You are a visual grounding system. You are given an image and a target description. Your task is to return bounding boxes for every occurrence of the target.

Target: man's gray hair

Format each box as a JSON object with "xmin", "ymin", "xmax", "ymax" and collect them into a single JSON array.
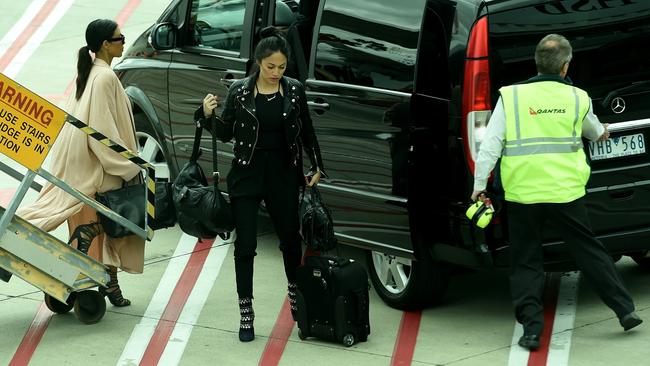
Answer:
[{"xmin": 535, "ymin": 34, "xmax": 573, "ymax": 74}]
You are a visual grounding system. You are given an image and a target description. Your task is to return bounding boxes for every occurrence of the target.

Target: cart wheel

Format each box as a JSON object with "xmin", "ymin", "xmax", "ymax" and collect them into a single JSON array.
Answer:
[
  {"xmin": 342, "ymin": 334, "xmax": 355, "ymax": 347},
  {"xmin": 298, "ymin": 328, "xmax": 307, "ymax": 340},
  {"xmin": 73, "ymin": 290, "xmax": 106, "ymax": 324},
  {"xmin": 44, "ymin": 292, "xmax": 76, "ymax": 314}
]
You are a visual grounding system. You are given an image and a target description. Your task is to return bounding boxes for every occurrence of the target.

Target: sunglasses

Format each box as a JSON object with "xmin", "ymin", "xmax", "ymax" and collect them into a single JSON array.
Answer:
[{"xmin": 107, "ymin": 34, "xmax": 125, "ymax": 44}]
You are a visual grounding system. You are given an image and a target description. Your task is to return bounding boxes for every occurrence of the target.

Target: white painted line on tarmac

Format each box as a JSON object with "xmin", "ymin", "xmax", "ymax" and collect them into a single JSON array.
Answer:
[
  {"xmin": 4, "ymin": 0, "xmax": 74, "ymax": 78},
  {"xmin": 0, "ymin": 0, "xmax": 47, "ymax": 56},
  {"xmin": 508, "ymin": 324, "xmax": 528, "ymax": 366},
  {"xmin": 116, "ymin": 233, "xmax": 196, "ymax": 365},
  {"xmin": 507, "ymin": 272, "xmax": 579, "ymax": 366},
  {"xmin": 158, "ymin": 241, "xmax": 229, "ymax": 365},
  {"xmin": 117, "ymin": 234, "xmax": 231, "ymax": 365},
  {"xmin": 546, "ymin": 271, "xmax": 579, "ymax": 366}
]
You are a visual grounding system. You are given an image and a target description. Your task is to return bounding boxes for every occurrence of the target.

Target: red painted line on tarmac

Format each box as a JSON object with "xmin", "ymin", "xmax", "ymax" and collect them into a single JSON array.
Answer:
[
  {"xmin": 391, "ymin": 310, "xmax": 422, "ymax": 366},
  {"xmin": 0, "ymin": 188, "xmax": 17, "ymax": 206},
  {"xmin": 11, "ymin": 0, "xmax": 140, "ymax": 101},
  {"xmin": 139, "ymin": 239, "xmax": 213, "ymax": 366},
  {"xmin": 48, "ymin": 0, "xmax": 140, "ymax": 104},
  {"xmin": 8, "ymin": 303, "xmax": 53, "ymax": 366},
  {"xmin": 4, "ymin": 188, "xmax": 52, "ymax": 366},
  {"xmin": 527, "ymin": 273, "xmax": 561, "ymax": 366},
  {"xmin": 49, "ymin": 0, "xmax": 141, "ymax": 104},
  {"xmin": 0, "ymin": 0, "xmax": 60, "ymax": 73},
  {"xmin": 259, "ymin": 299, "xmax": 295, "ymax": 366},
  {"xmin": 63, "ymin": 77, "xmax": 76, "ymax": 99},
  {"xmin": 1, "ymin": 0, "xmax": 145, "ymax": 359},
  {"xmin": 115, "ymin": 0, "xmax": 142, "ymax": 26}
]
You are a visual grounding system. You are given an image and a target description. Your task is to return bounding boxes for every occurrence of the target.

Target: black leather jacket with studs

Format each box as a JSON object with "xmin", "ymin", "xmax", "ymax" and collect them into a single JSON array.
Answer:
[{"xmin": 194, "ymin": 72, "xmax": 326, "ymax": 177}]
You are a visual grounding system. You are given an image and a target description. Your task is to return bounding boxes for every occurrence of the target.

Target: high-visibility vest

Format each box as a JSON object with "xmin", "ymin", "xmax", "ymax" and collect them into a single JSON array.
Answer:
[{"xmin": 499, "ymin": 81, "xmax": 591, "ymax": 203}]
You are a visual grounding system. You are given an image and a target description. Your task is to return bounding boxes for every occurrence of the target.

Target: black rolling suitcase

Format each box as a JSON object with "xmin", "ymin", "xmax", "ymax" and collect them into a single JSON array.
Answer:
[{"xmin": 295, "ymin": 255, "xmax": 370, "ymax": 346}]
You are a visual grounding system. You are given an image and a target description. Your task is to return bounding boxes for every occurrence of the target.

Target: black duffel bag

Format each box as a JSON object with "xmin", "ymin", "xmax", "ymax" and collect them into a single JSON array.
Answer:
[{"xmin": 172, "ymin": 118, "xmax": 234, "ymax": 239}]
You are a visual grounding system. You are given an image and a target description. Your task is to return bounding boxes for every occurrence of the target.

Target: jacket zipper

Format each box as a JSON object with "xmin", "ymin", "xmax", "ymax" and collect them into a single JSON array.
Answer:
[{"xmin": 237, "ymin": 97, "xmax": 260, "ymax": 159}]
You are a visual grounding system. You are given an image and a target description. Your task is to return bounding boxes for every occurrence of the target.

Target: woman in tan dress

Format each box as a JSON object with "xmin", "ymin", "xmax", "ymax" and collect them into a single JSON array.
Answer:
[{"xmin": 17, "ymin": 19, "xmax": 143, "ymax": 306}]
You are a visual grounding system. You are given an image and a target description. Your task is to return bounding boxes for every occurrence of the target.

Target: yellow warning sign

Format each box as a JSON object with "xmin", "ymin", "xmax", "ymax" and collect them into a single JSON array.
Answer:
[{"xmin": 0, "ymin": 73, "xmax": 66, "ymax": 171}]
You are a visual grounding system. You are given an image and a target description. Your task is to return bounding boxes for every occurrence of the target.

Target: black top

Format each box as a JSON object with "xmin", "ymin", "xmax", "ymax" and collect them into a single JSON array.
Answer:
[{"xmin": 254, "ymin": 91, "xmax": 286, "ymax": 150}]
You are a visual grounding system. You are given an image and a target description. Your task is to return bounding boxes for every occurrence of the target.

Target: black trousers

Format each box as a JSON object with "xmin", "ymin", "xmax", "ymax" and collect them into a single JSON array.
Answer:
[
  {"xmin": 228, "ymin": 150, "xmax": 302, "ymax": 299},
  {"xmin": 507, "ymin": 198, "xmax": 635, "ymax": 335}
]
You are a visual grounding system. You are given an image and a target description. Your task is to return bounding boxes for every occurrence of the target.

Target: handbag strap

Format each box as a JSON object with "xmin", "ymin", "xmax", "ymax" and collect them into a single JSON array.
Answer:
[
  {"xmin": 211, "ymin": 115, "xmax": 219, "ymax": 188},
  {"xmin": 191, "ymin": 117, "xmax": 220, "ymax": 188},
  {"xmin": 190, "ymin": 123, "xmax": 203, "ymax": 162}
]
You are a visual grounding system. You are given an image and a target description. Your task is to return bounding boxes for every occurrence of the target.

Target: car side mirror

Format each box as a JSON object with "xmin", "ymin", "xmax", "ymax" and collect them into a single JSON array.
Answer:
[{"xmin": 149, "ymin": 22, "xmax": 177, "ymax": 50}]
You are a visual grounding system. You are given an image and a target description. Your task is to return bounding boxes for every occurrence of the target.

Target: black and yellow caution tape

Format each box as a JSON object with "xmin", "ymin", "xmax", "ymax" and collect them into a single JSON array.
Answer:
[{"xmin": 65, "ymin": 115, "xmax": 155, "ymax": 240}]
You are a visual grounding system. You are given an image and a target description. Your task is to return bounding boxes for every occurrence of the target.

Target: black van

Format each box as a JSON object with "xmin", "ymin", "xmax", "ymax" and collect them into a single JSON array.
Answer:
[{"xmin": 114, "ymin": 0, "xmax": 650, "ymax": 309}]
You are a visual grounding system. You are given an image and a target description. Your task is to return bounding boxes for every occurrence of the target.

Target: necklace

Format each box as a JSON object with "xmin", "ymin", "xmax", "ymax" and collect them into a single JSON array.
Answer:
[{"xmin": 255, "ymin": 82, "xmax": 280, "ymax": 101}]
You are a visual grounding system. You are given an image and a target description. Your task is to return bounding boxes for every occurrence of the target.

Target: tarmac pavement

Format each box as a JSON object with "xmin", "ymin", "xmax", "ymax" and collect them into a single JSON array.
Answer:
[{"xmin": 0, "ymin": 1, "xmax": 648, "ymax": 365}]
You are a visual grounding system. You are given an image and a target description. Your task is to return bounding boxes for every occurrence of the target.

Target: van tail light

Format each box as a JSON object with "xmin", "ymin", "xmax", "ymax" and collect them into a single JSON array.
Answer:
[{"xmin": 462, "ymin": 16, "xmax": 491, "ymax": 175}]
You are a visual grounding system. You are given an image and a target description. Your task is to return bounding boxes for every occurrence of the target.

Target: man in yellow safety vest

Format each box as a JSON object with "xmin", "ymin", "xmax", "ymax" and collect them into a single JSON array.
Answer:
[{"xmin": 471, "ymin": 34, "xmax": 642, "ymax": 350}]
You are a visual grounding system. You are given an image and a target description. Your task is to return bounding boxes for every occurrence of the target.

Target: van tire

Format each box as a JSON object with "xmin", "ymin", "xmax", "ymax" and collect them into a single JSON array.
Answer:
[
  {"xmin": 134, "ymin": 113, "xmax": 171, "ymax": 180},
  {"xmin": 366, "ymin": 250, "xmax": 449, "ymax": 310}
]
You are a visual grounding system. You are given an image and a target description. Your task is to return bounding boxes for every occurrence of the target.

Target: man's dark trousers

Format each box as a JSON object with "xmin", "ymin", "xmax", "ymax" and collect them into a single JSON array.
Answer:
[{"xmin": 507, "ymin": 197, "xmax": 635, "ymax": 335}]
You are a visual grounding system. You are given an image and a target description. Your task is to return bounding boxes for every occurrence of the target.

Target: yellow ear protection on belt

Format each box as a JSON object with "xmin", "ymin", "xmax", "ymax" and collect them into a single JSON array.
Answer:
[{"xmin": 466, "ymin": 195, "xmax": 499, "ymax": 229}]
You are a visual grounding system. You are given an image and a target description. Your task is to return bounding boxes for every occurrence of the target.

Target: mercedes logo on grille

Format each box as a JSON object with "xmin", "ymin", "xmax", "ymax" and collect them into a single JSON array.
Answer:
[{"xmin": 611, "ymin": 97, "xmax": 626, "ymax": 114}]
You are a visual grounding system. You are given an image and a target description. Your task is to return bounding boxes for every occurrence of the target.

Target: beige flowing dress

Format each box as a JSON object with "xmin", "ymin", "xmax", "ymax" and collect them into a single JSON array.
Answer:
[{"xmin": 16, "ymin": 59, "xmax": 145, "ymax": 273}]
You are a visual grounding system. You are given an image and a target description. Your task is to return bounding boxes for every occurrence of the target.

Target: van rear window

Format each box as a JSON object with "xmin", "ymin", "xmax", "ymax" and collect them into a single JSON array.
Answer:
[{"xmin": 489, "ymin": 2, "xmax": 650, "ymax": 108}]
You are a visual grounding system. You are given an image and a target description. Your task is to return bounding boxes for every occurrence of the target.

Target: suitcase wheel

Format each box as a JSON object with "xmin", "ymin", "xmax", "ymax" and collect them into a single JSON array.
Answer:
[{"xmin": 342, "ymin": 333, "xmax": 355, "ymax": 347}]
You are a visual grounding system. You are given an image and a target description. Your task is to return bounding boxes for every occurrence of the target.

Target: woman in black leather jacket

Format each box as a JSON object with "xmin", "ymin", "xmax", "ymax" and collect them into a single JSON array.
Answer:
[{"xmin": 196, "ymin": 26, "xmax": 326, "ymax": 342}]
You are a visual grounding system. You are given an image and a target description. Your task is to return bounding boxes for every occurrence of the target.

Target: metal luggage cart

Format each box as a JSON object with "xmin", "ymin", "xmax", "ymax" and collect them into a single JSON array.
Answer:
[{"xmin": 0, "ymin": 73, "xmax": 156, "ymax": 324}]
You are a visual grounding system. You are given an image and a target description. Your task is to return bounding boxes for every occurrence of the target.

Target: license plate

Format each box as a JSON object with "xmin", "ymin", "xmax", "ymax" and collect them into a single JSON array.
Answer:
[{"xmin": 588, "ymin": 133, "xmax": 646, "ymax": 161}]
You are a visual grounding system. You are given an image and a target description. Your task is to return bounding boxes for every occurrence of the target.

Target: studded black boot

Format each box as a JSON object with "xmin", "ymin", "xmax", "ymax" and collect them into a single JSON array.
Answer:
[
  {"xmin": 287, "ymin": 283, "xmax": 298, "ymax": 321},
  {"xmin": 238, "ymin": 297, "xmax": 255, "ymax": 342}
]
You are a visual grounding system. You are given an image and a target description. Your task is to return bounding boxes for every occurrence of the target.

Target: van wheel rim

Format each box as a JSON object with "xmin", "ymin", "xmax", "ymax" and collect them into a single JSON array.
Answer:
[
  {"xmin": 136, "ymin": 131, "xmax": 170, "ymax": 179},
  {"xmin": 371, "ymin": 251, "xmax": 412, "ymax": 294}
]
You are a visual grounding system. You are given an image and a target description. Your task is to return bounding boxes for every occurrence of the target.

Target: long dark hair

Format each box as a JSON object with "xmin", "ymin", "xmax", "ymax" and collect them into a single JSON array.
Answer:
[
  {"xmin": 254, "ymin": 26, "xmax": 290, "ymax": 63},
  {"xmin": 75, "ymin": 19, "xmax": 117, "ymax": 100}
]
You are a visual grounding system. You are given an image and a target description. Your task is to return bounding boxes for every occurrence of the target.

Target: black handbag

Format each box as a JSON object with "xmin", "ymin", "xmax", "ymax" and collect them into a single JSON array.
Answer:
[
  {"xmin": 300, "ymin": 185, "xmax": 337, "ymax": 251},
  {"xmin": 151, "ymin": 180, "xmax": 177, "ymax": 230},
  {"xmin": 172, "ymin": 117, "xmax": 234, "ymax": 239},
  {"xmin": 96, "ymin": 180, "xmax": 176, "ymax": 238}
]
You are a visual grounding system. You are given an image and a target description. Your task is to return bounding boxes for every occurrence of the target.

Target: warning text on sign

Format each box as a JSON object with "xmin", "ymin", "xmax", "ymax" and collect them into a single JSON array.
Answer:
[{"xmin": 0, "ymin": 73, "xmax": 65, "ymax": 171}]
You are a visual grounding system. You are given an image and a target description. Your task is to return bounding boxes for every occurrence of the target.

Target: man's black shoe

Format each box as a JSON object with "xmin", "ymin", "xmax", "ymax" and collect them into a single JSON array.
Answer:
[
  {"xmin": 518, "ymin": 334, "xmax": 540, "ymax": 350},
  {"xmin": 620, "ymin": 312, "xmax": 643, "ymax": 331}
]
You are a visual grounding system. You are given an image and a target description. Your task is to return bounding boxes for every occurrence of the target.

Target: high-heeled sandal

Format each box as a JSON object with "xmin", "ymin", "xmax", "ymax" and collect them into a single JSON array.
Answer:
[
  {"xmin": 68, "ymin": 222, "xmax": 103, "ymax": 255},
  {"xmin": 99, "ymin": 266, "xmax": 131, "ymax": 307}
]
